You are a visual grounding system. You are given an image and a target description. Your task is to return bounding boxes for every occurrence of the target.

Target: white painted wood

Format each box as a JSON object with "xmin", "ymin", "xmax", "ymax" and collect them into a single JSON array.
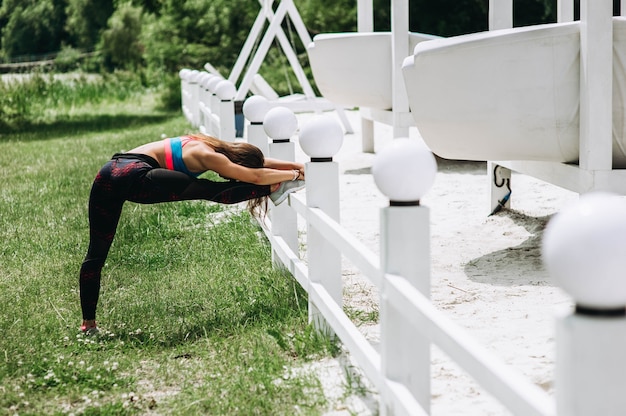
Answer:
[
  {"xmin": 225, "ymin": 0, "xmax": 353, "ymax": 133},
  {"xmin": 263, "ymin": 196, "xmax": 425, "ymax": 415},
  {"xmin": 361, "ymin": 113, "xmax": 375, "ymax": 153},
  {"xmin": 357, "ymin": 0, "xmax": 374, "ymax": 32},
  {"xmin": 402, "ymin": 23, "xmax": 582, "ymax": 163},
  {"xmin": 235, "ymin": 0, "xmax": 290, "ymax": 102},
  {"xmin": 246, "ymin": 123, "xmax": 269, "ymax": 156},
  {"xmin": 579, "ymin": 0, "xmax": 613, "ymax": 171},
  {"xmin": 198, "ymin": 83, "xmax": 211, "ymax": 132},
  {"xmin": 381, "ymin": 206, "xmax": 431, "ymax": 413},
  {"xmin": 386, "ymin": 274, "xmax": 556, "ymax": 416},
  {"xmin": 269, "ymin": 140, "xmax": 298, "ymax": 259},
  {"xmin": 257, "ymin": 0, "xmax": 315, "ymax": 98},
  {"xmin": 304, "ymin": 205, "xmax": 381, "ymax": 287},
  {"xmin": 306, "ymin": 161, "xmax": 342, "ymax": 332},
  {"xmin": 557, "ymin": 0, "xmax": 574, "ymax": 22},
  {"xmin": 218, "ymin": 100, "xmax": 235, "ymax": 141},
  {"xmin": 308, "ymin": 2, "xmax": 438, "ymax": 149},
  {"xmin": 209, "ymin": 91, "xmax": 220, "ymax": 134},
  {"xmin": 260, "ymin": 165, "xmax": 558, "ymax": 414},
  {"xmin": 233, "ymin": 0, "xmax": 316, "ymax": 101},
  {"xmin": 391, "ymin": 0, "xmax": 410, "ymax": 138},
  {"xmin": 188, "ymin": 80, "xmax": 201, "ymax": 128},
  {"xmin": 556, "ymin": 312, "xmax": 626, "ymax": 415},
  {"xmin": 495, "ymin": 159, "xmax": 626, "ymax": 194},
  {"xmin": 309, "ymin": 32, "xmax": 438, "ymax": 111},
  {"xmin": 489, "ymin": 0, "xmax": 513, "ymax": 30}
]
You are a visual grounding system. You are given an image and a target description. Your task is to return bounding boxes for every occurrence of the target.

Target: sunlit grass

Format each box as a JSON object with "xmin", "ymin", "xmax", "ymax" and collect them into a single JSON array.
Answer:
[{"xmin": 0, "ymin": 76, "xmax": 338, "ymax": 415}]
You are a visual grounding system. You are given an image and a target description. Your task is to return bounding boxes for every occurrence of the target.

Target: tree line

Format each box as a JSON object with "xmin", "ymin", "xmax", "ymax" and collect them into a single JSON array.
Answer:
[
  {"xmin": 1, "ymin": 1, "xmax": 573, "ymax": 68},
  {"xmin": 2, "ymin": 0, "xmax": 604, "ymax": 102}
]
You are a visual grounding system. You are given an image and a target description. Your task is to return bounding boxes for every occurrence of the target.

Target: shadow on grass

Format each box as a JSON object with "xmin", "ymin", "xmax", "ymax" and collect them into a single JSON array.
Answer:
[{"xmin": 0, "ymin": 112, "xmax": 178, "ymax": 142}]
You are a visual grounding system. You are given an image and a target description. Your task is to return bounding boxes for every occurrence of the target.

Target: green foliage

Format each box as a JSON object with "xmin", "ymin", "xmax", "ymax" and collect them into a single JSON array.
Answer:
[
  {"xmin": 297, "ymin": 0, "xmax": 357, "ymax": 35},
  {"xmin": 0, "ymin": 72, "xmax": 146, "ymax": 132},
  {"xmin": 515, "ymin": 0, "xmax": 557, "ymax": 26},
  {"xmin": 0, "ymin": 0, "xmax": 581, "ymax": 128},
  {"xmin": 0, "ymin": 0, "xmax": 572, "ymax": 88},
  {"xmin": 65, "ymin": 0, "xmax": 115, "ymax": 49},
  {"xmin": 99, "ymin": 2, "xmax": 144, "ymax": 70},
  {"xmin": 141, "ymin": 0, "xmax": 258, "ymax": 76},
  {"xmin": 53, "ymin": 46, "xmax": 83, "ymax": 72},
  {"xmin": 407, "ymin": 0, "xmax": 490, "ymax": 36},
  {"xmin": 0, "ymin": 0, "xmax": 67, "ymax": 58}
]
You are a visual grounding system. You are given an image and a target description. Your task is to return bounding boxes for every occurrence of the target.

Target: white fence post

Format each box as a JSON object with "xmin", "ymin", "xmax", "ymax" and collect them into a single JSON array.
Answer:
[
  {"xmin": 487, "ymin": 0, "xmax": 513, "ymax": 215},
  {"xmin": 187, "ymin": 70, "xmax": 201, "ymax": 128},
  {"xmin": 579, "ymin": 0, "xmax": 613, "ymax": 171},
  {"xmin": 243, "ymin": 95, "xmax": 270, "ymax": 156},
  {"xmin": 214, "ymin": 79, "xmax": 237, "ymax": 142},
  {"xmin": 489, "ymin": 0, "xmax": 513, "ymax": 30},
  {"xmin": 299, "ymin": 115, "xmax": 344, "ymax": 334},
  {"xmin": 206, "ymin": 76, "xmax": 223, "ymax": 135},
  {"xmin": 179, "ymin": 68, "xmax": 192, "ymax": 124},
  {"xmin": 198, "ymin": 72, "xmax": 214, "ymax": 134},
  {"xmin": 543, "ymin": 193, "xmax": 626, "ymax": 415},
  {"xmin": 372, "ymin": 138, "xmax": 437, "ymax": 414},
  {"xmin": 264, "ymin": 107, "xmax": 299, "ymax": 258}
]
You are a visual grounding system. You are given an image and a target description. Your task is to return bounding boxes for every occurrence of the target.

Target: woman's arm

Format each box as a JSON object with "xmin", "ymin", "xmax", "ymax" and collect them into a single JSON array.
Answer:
[
  {"xmin": 264, "ymin": 157, "xmax": 304, "ymax": 172},
  {"xmin": 201, "ymin": 151, "xmax": 303, "ymax": 185}
]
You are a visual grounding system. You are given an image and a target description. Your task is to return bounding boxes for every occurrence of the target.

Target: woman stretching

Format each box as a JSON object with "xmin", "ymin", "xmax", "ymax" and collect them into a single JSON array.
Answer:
[{"xmin": 79, "ymin": 133, "xmax": 305, "ymax": 335}]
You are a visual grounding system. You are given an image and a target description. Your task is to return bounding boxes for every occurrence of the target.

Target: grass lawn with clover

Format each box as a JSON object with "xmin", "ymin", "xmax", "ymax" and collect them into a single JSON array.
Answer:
[{"xmin": 0, "ymin": 73, "xmax": 338, "ymax": 415}]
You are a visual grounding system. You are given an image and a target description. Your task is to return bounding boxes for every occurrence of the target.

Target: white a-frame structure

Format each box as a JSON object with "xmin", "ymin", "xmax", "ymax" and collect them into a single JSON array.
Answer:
[{"xmin": 205, "ymin": 0, "xmax": 352, "ymax": 131}]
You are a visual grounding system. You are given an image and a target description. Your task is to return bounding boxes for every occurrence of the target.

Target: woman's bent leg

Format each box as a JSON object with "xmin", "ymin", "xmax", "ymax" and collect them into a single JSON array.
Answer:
[
  {"xmin": 79, "ymin": 159, "xmax": 133, "ymax": 322},
  {"xmin": 79, "ymin": 162, "xmax": 272, "ymax": 323}
]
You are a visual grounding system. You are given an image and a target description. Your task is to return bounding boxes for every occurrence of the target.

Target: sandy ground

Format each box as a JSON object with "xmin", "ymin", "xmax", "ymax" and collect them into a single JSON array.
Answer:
[{"xmin": 286, "ymin": 109, "xmax": 579, "ymax": 415}]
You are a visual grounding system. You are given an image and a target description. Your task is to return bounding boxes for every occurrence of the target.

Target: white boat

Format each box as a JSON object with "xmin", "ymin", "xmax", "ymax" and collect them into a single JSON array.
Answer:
[
  {"xmin": 401, "ymin": 18, "xmax": 626, "ymax": 167},
  {"xmin": 308, "ymin": 32, "xmax": 439, "ymax": 111}
]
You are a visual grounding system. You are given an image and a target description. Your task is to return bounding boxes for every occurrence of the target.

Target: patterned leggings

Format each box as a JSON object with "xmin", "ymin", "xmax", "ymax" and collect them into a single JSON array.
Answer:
[{"xmin": 79, "ymin": 153, "xmax": 271, "ymax": 320}]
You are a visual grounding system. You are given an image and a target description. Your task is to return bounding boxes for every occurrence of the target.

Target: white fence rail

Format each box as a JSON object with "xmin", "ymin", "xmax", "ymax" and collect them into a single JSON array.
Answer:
[
  {"xmin": 179, "ymin": 62, "xmax": 626, "ymax": 413},
  {"xmin": 240, "ymin": 101, "xmax": 626, "ymax": 415},
  {"xmin": 179, "ymin": 68, "xmax": 237, "ymax": 141},
  {"xmin": 245, "ymin": 103, "xmax": 553, "ymax": 415}
]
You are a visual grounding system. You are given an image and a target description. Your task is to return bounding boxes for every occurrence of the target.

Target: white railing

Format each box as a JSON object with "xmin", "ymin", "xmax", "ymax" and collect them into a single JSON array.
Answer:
[
  {"xmin": 241, "ymin": 99, "xmax": 626, "ymax": 416},
  {"xmin": 179, "ymin": 68, "xmax": 237, "ymax": 141}
]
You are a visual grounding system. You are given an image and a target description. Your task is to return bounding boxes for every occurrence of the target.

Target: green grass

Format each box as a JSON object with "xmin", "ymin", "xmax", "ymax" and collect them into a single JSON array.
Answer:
[{"xmin": 0, "ymin": 75, "xmax": 338, "ymax": 415}]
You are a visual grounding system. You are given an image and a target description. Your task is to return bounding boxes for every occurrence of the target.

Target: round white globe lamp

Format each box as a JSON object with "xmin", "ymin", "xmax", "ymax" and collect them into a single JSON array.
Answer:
[
  {"xmin": 243, "ymin": 96, "xmax": 270, "ymax": 123},
  {"xmin": 201, "ymin": 73, "xmax": 215, "ymax": 89},
  {"xmin": 196, "ymin": 72, "xmax": 208, "ymax": 85},
  {"xmin": 263, "ymin": 106, "xmax": 298, "ymax": 141},
  {"xmin": 215, "ymin": 80, "xmax": 237, "ymax": 101},
  {"xmin": 299, "ymin": 116, "xmax": 344, "ymax": 159},
  {"xmin": 179, "ymin": 68, "xmax": 191, "ymax": 79},
  {"xmin": 372, "ymin": 138, "xmax": 437, "ymax": 204},
  {"xmin": 542, "ymin": 192, "xmax": 626, "ymax": 312},
  {"xmin": 188, "ymin": 69, "xmax": 200, "ymax": 83},
  {"xmin": 207, "ymin": 76, "xmax": 223, "ymax": 93}
]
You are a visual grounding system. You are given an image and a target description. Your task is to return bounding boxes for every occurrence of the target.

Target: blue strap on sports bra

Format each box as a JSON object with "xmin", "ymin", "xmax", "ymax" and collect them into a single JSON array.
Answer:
[{"xmin": 169, "ymin": 137, "xmax": 202, "ymax": 178}]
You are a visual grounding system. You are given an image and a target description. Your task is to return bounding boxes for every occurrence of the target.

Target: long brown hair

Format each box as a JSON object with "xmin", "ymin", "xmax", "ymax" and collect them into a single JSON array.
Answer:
[{"xmin": 187, "ymin": 133, "xmax": 268, "ymax": 218}]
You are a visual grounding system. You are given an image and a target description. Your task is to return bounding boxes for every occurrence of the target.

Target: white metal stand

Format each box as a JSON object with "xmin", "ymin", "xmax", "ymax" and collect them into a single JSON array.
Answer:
[
  {"xmin": 358, "ymin": 0, "xmax": 413, "ymax": 152},
  {"xmin": 224, "ymin": 0, "xmax": 353, "ymax": 132}
]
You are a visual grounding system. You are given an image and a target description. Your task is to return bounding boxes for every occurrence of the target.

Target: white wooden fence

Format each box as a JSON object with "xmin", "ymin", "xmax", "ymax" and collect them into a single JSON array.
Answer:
[
  {"xmin": 241, "ymin": 102, "xmax": 626, "ymax": 416},
  {"xmin": 177, "ymin": 72, "xmax": 626, "ymax": 411},
  {"xmin": 179, "ymin": 68, "xmax": 237, "ymax": 141}
]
